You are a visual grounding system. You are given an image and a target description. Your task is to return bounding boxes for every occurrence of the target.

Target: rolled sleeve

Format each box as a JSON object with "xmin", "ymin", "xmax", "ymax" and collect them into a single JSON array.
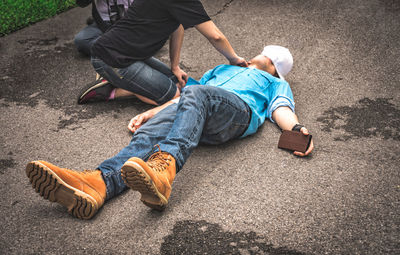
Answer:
[{"xmin": 267, "ymin": 96, "xmax": 295, "ymax": 123}]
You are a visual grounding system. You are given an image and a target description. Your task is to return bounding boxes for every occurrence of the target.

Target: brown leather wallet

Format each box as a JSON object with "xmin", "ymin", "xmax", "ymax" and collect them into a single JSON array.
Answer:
[{"xmin": 278, "ymin": 130, "xmax": 312, "ymax": 153}]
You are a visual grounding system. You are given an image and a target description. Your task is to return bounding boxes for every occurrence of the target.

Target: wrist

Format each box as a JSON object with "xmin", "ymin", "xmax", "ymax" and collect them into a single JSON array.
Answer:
[
  {"xmin": 292, "ymin": 124, "xmax": 305, "ymax": 132},
  {"xmin": 171, "ymin": 65, "xmax": 180, "ymax": 72},
  {"xmin": 227, "ymin": 54, "xmax": 239, "ymax": 63}
]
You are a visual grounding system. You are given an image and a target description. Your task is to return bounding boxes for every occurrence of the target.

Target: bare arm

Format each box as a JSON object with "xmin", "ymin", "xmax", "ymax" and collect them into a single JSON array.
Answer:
[
  {"xmin": 169, "ymin": 25, "xmax": 188, "ymax": 89},
  {"xmin": 272, "ymin": 106, "xmax": 314, "ymax": 156},
  {"xmin": 195, "ymin": 21, "xmax": 248, "ymax": 67},
  {"xmin": 127, "ymin": 98, "xmax": 179, "ymax": 133}
]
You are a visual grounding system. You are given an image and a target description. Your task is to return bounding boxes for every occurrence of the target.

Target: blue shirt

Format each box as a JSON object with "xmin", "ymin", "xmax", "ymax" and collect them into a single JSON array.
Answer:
[{"xmin": 186, "ymin": 65, "xmax": 295, "ymax": 137}]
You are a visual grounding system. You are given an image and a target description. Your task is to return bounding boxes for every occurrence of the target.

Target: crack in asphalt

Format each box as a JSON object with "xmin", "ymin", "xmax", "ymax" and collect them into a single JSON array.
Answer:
[{"xmin": 210, "ymin": 0, "xmax": 235, "ymax": 17}]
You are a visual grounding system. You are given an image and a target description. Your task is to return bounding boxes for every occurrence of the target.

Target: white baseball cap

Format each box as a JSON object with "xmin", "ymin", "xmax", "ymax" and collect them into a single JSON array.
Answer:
[{"xmin": 261, "ymin": 45, "xmax": 293, "ymax": 80}]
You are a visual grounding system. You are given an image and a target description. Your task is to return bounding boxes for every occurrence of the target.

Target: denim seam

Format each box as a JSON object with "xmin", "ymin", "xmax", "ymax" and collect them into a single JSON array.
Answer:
[
  {"xmin": 119, "ymin": 61, "xmax": 145, "ymax": 80},
  {"xmin": 96, "ymin": 58, "xmax": 154, "ymax": 98},
  {"xmin": 209, "ymin": 95, "xmax": 249, "ymax": 114},
  {"xmin": 99, "ymin": 171, "xmax": 114, "ymax": 200},
  {"xmin": 157, "ymin": 80, "xmax": 176, "ymax": 104},
  {"xmin": 172, "ymin": 99, "xmax": 205, "ymax": 169},
  {"xmin": 121, "ymin": 75, "xmax": 159, "ymax": 99},
  {"xmin": 93, "ymin": 64, "xmax": 104, "ymax": 74}
]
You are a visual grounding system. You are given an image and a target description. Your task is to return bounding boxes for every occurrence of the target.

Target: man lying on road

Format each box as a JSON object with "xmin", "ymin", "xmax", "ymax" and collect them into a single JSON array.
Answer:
[{"xmin": 26, "ymin": 45, "xmax": 314, "ymax": 219}]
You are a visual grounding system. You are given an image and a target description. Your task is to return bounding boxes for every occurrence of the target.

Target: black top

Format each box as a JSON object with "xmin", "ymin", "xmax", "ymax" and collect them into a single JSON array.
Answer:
[{"xmin": 91, "ymin": 0, "xmax": 211, "ymax": 68}]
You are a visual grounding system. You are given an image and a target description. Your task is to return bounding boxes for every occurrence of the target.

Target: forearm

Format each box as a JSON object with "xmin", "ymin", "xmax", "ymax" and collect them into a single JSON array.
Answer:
[
  {"xmin": 128, "ymin": 99, "xmax": 178, "ymax": 133},
  {"xmin": 195, "ymin": 21, "xmax": 238, "ymax": 62},
  {"xmin": 169, "ymin": 25, "xmax": 184, "ymax": 70},
  {"xmin": 273, "ymin": 106, "xmax": 314, "ymax": 156},
  {"xmin": 209, "ymin": 34, "xmax": 238, "ymax": 63},
  {"xmin": 272, "ymin": 106, "xmax": 299, "ymax": 131}
]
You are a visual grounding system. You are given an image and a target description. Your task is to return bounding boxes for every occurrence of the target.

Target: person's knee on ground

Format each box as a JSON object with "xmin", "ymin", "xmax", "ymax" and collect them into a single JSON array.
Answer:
[
  {"xmin": 74, "ymin": 23, "xmax": 103, "ymax": 56},
  {"xmin": 74, "ymin": 30, "xmax": 93, "ymax": 56}
]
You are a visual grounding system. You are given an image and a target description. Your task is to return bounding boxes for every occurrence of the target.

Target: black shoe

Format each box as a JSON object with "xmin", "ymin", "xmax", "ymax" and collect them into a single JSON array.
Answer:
[{"xmin": 77, "ymin": 77, "xmax": 114, "ymax": 104}]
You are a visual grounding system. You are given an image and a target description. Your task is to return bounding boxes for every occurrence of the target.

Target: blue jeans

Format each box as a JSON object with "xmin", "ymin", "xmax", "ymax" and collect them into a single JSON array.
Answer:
[
  {"xmin": 91, "ymin": 56, "xmax": 178, "ymax": 105},
  {"xmin": 74, "ymin": 23, "xmax": 104, "ymax": 56},
  {"xmin": 98, "ymin": 85, "xmax": 251, "ymax": 200}
]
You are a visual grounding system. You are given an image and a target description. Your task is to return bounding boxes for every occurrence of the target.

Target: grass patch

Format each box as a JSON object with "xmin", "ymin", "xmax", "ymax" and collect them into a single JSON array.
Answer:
[{"xmin": 0, "ymin": 0, "xmax": 76, "ymax": 36}]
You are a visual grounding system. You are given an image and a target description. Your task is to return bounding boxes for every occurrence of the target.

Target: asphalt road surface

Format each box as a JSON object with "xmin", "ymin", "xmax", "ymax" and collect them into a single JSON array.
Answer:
[{"xmin": 1, "ymin": 0, "xmax": 399, "ymax": 254}]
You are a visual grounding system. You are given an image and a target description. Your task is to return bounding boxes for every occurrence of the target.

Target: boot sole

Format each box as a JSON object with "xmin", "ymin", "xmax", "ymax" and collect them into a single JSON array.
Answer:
[
  {"xmin": 121, "ymin": 161, "xmax": 168, "ymax": 211},
  {"xmin": 26, "ymin": 161, "xmax": 98, "ymax": 220},
  {"xmin": 77, "ymin": 79, "xmax": 109, "ymax": 104}
]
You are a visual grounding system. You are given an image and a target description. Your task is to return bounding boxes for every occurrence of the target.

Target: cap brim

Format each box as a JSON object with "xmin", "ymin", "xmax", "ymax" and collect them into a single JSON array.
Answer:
[
  {"xmin": 268, "ymin": 58, "xmax": 285, "ymax": 80},
  {"xmin": 275, "ymin": 66, "xmax": 285, "ymax": 80}
]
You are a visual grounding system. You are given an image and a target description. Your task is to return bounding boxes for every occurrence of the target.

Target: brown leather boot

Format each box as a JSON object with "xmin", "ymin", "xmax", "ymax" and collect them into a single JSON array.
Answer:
[
  {"xmin": 121, "ymin": 150, "xmax": 176, "ymax": 211},
  {"xmin": 26, "ymin": 161, "xmax": 106, "ymax": 220}
]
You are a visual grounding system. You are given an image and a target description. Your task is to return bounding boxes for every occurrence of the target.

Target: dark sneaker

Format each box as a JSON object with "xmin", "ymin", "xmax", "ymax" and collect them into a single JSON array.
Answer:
[{"xmin": 77, "ymin": 77, "xmax": 114, "ymax": 104}]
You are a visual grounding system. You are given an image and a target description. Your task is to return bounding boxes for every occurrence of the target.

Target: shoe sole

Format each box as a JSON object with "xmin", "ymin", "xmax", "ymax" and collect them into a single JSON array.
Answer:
[
  {"xmin": 77, "ymin": 79, "xmax": 109, "ymax": 104},
  {"xmin": 121, "ymin": 161, "xmax": 168, "ymax": 211},
  {"xmin": 26, "ymin": 161, "xmax": 98, "ymax": 220}
]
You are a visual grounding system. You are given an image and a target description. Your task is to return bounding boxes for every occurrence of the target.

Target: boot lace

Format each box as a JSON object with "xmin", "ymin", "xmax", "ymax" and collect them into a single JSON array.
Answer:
[
  {"xmin": 82, "ymin": 169, "xmax": 97, "ymax": 175},
  {"xmin": 147, "ymin": 145, "xmax": 172, "ymax": 172}
]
